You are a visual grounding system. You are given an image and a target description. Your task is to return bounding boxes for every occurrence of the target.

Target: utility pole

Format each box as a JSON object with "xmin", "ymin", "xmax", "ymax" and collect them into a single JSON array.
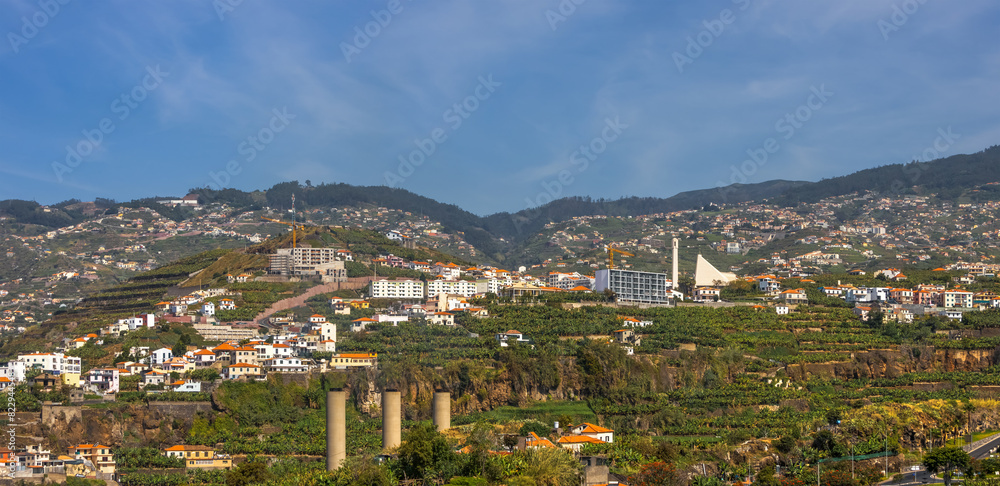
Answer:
[{"xmin": 884, "ymin": 429, "xmax": 889, "ymax": 479}]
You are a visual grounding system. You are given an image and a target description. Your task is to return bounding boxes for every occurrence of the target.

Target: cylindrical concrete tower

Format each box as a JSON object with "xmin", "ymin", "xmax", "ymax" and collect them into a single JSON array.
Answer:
[
  {"xmin": 382, "ymin": 390, "xmax": 401, "ymax": 450},
  {"xmin": 327, "ymin": 390, "xmax": 346, "ymax": 470},
  {"xmin": 672, "ymin": 238, "xmax": 679, "ymax": 291},
  {"xmin": 433, "ymin": 392, "xmax": 451, "ymax": 432}
]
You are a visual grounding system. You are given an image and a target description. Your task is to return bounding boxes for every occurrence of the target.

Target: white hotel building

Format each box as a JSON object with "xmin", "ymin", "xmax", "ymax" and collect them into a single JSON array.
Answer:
[
  {"xmin": 17, "ymin": 352, "xmax": 83, "ymax": 377},
  {"xmin": 427, "ymin": 279, "xmax": 477, "ymax": 297},
  {"xmin": 370, "ymin": 279, "xmax": 425, "ymax": 300}
]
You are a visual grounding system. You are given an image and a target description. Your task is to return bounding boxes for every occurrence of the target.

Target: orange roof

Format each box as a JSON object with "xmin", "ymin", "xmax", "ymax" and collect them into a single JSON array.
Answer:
[
  {"xmin": 164, "ymin": 445, "xmax": 213, "ymax": 452},
  {"xmin": 570, "ymin": 286, "xmax": 591, "ymax": 291},
  {"xmin": 213, "ymin": 343, "xmax": 236, "ymax": 352},
  {"xmin": 311, "ymin": 314, "xmax": 325, "ymax": 318},
  {"xmin": 194, "ymin": 349, "xmax": 215, "ymax": 355},
  {"xmin": 557, "ymin": 435, "xmax": 606, "ymax": 444},
  {"xmin": 227, "ymin": 363, "xmax": 260, "ymax": 368},
  {"xmin": 353, "ymin": 317, "xmax": 377, "ymax": 322},
  {"xmin": 72, "ymin": 444, "xmax": 110, "ymax": 450},
  {"xmin": 576, "ymin": 423, "xmax": 613, "ymax": 434},
  {"xmin": 526, "ymin": 432, "xmax": 556, "ymax": 448},
  {"xmin": 335, "ymin": 353, "xmax": 377, "ymax": 359}
]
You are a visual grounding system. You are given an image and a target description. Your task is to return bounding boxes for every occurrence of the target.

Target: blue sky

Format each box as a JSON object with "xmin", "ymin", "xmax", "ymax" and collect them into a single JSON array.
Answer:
[{"xmin": 1, "ymin": 0, "xmax": 998, "ymax": 215}]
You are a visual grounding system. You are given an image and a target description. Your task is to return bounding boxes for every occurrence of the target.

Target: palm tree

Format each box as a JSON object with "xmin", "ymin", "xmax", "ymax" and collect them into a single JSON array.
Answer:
[
  {"xmin": 962, "ymin": 401, "xmax": 976, "ymax": 444},
  {"xmin": 510, "ymin": 448, "xmax": 582, "ymax": 486}
]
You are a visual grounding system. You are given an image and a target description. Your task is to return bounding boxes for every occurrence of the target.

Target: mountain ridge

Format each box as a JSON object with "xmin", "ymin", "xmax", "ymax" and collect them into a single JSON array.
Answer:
[{"xmin": 2, "ymin": 145, "xmax": 999, "ymax": 254}]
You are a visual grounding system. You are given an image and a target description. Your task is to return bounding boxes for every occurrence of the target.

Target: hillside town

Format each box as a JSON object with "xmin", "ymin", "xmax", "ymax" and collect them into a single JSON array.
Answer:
[{"xmin": 2, "ymin": 187, "xmax": 1000, "ymax": 483}]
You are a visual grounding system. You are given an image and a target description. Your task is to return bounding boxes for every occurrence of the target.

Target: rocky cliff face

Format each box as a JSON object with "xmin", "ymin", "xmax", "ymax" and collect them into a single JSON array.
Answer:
[
  {"xmin": 780, "ymin": 347, "xmax": 999, "ymax": 382},
  {"xmin": 18, "ymin": 402, "xmax": 212, "ymax": 452}
]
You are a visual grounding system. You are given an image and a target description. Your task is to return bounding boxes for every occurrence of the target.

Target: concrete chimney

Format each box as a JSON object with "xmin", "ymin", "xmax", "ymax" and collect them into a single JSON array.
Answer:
[
  {"xmin": 672, "ymin": 238, "xmax": 679, "ymax": 290},
  {"xmin": 383, "ymin": 390, "xmax": 401, "ymax": 450},
  {"xmin": 327, "ymin": 390, "xmax": 346, "ymax": 470},
  {"xmin": 433, "ymin": 392, "xmax": 451, "ymax": 432}
]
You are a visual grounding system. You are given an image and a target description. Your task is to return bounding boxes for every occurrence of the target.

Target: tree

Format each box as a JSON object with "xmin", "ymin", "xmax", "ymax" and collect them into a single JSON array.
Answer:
[
  {"xmin": 510, "ymin": 448, "xmax": 582, "ymax": 486},
  {"xmin": 462, "ymin": 422, "xmax": 501, "ymax": 481},
  {"xmin": 923, "ymin": 446, "xmax": 971, "ymax": 486},
  {"xmin": 753, "ymin": 465, "xmax": 781, "ymax": 486},
  {"xmin": 328, "ymin": 455, "xmax": 397, "ymax": 486},
  {"xmin": 811, "ymin": 430, "xmax": 838, "ymax": 457},
  {"xmin": 171, "ymin": 340, "xmax": 187, "ymax": 357},
  {"xmin": 225, "ymin": 461, "xmax": 272, "ymax": 486},
  {"xmin": 628, "ymin": 461, "xmax": 682, "ymax": 486},
  {"xmin": 397, "ymin": 422, "xmax": 457, "ymax": 482},
  {"xmin": 519, "ymin": 421, "xmax": 552, "ymax": 438}
]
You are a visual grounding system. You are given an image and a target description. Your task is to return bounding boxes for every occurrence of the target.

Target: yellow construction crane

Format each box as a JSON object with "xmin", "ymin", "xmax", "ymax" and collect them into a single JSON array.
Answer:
[
  {"xmin": 608, "ymin": 248, "xmax": 634, "ymax": 269},
  {"xmin": 261, "ymin": 217, "xmax": 304, "ymax": 248}
]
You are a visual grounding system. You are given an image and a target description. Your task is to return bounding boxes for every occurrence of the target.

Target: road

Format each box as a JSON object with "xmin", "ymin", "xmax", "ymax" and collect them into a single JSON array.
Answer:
[{"xmin": 884, "ymin": 432, "xmax": 1000, "ymax": 485}]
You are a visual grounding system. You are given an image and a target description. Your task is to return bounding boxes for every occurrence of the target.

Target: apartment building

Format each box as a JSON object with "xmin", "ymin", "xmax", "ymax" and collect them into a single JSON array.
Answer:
[
  {"xmin": 427, "ymin": 279, "xmax": 477, "ymax": 298},
  {"xmin": 370, "ymin": 279, "xmax": 425, "ymax": 299},
  {"xmin": 594, "ymin": 269, "xmax": 671, "ymax": 305}
]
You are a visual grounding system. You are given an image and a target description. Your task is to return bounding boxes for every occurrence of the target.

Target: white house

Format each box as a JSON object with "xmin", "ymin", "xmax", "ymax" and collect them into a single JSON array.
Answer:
[
  {"xmin": 620, "ymin": 317, "xmax": 653, "ymax": 327},
  {"xmin": 757, "ymin": 276, "xmax": 780, "ymax": 294},
  {"xmin": 201, "ymin": 302, "xmax": 215, "ymax": 317},
  {"xmin": 141, "ymin": 370, "xmax": 168, "ymax": 387},
  {"xmin": 150, "ymin": 348, "xmax": 173, "ymax": 366},
  {"xmin": 170, "ymin": 380, "xmax": 202, "ymax": 392},
  {"xmin": 496, "ymin": 330, "xmax": 531, "ymax": 347},
  {"xmin": 351, "ymin": 317, "xmax": 378, "ymax": 332},
  {"xmin": 374, "ymin": 314, "xmax": 408, "ymax": 325},
  {"xmin": 428, "ymin": 312, "xmax": 455, "ymax": 326},
  {"xmin": 85, "ymin": 368, "xmax": 119, "ymax": 394},
  {"xmin": 261, "ymin": 357, "xmax": 307, "ymax": 373},
  {"xmin": 192, "ymin": 349, "xmax": 216, "ymax": 367},
  {"xmin": 432, "ymin": 262, "xmax": 462, "ymax": 279},
  {"xmin": 119, "ymin": 314, "xmax": 155, "ymax": 330},
  {"xmin": 571, "ymin": 423, "xmax": 615, "ymax": 443}
]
